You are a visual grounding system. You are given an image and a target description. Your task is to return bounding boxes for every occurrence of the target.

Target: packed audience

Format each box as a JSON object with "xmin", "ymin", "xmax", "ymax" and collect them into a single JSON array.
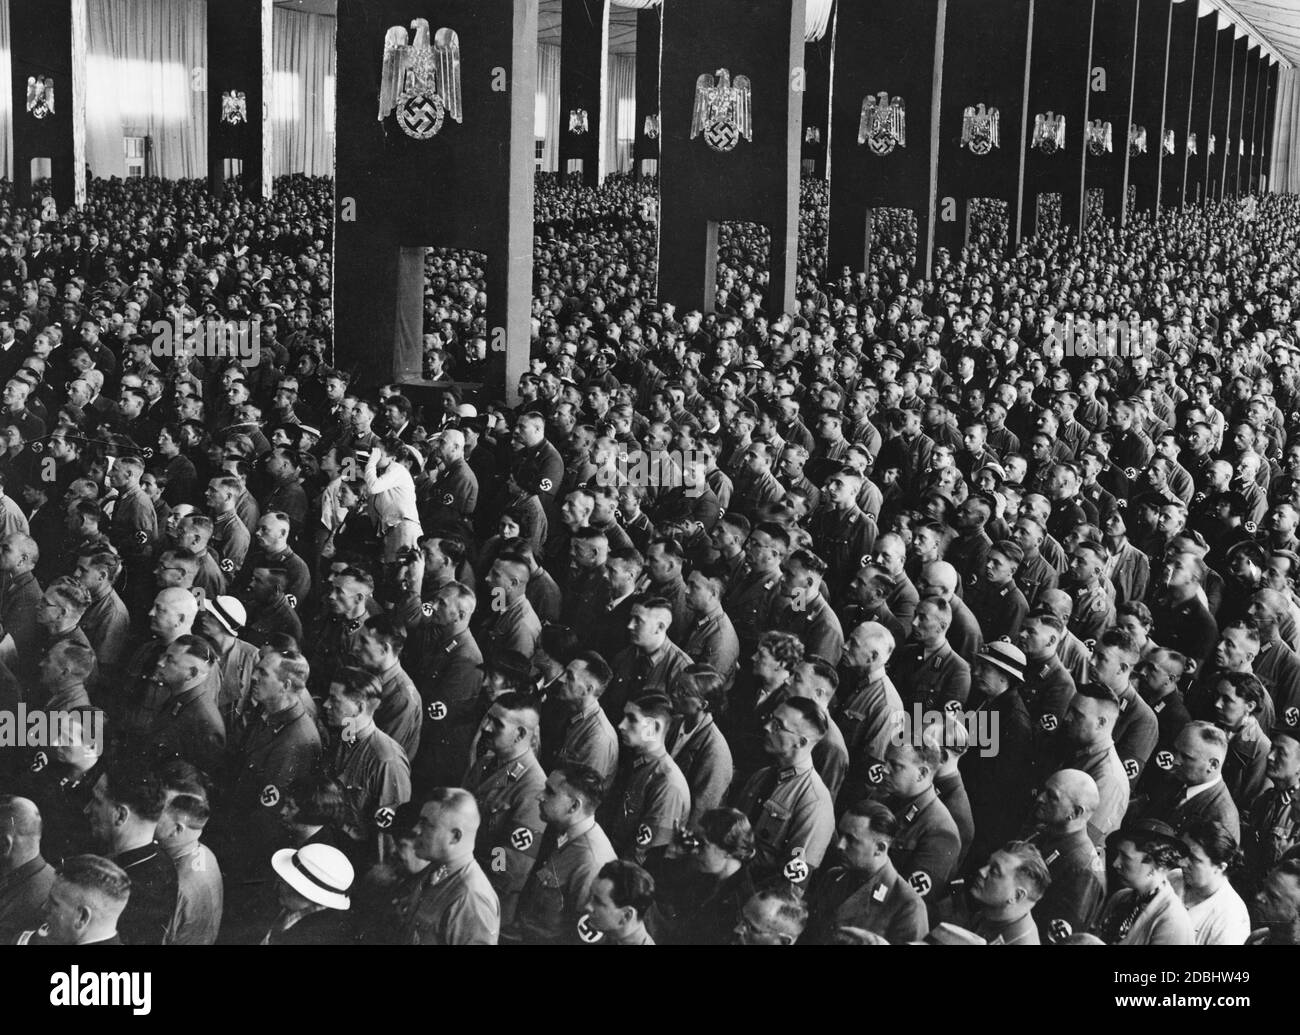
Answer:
[{"xmin": 1, "ymin": 169, "xmax": 1300, "ymax": 948}]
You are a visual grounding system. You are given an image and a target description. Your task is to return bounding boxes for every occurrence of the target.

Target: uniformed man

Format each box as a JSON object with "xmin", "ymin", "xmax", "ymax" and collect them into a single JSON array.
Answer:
[
  {"xmin": 889, "ymin": 598, "xmax": 972, "ymax": 711},
  {"xmin": 461, "ymin": 693, "xmax": 546, "ymax": 927},
  {"xmin": 477, "ymin": 555, "xmax": 543, "ymax": 661},
  {"xmin": 603, "ymin": 597, "xmax": 692, "ymax": 722},
  {"xmin": 106, "ymin": 454, "xmax": 158, "ymax": 614},
  {"xmin": 1065, "ymin": 541, "xmax": 1116, "ymax": 644},
  {"xmin": 773, "ymin": 548, "xmax": 844, "ymax": 665},
  {"xmin": 582, "ymin": 859, "xmax": 656, "ymax": 945},
  {"xmin": 801, "ymin": 800, "xmax": 928, "ymax": 945},
  {"xmin": 1025, "ymin": 769, "xmax": 1107, "ymax": 943},
  {"xmin": 509, "ymin": 411, "xmax": 565, "ymax": 517},
  {"xmin": 1056, "ymin": 685, "xmax": 1131, "ymax": 842},
  {"xmin": 306, "ymin": 568, "xmax": 372, "ymax": 696},
  {"xmin": 400, "ymin": 788, "xmax": 499, "ymax": 945},
  {"xmin": 226, "ymin": 648, "xmax": 321, "ymax": 873},
  {"xmin": 1243, "ymin": 722, "xmax": 1300, "ymax": 889},
  {"xmin": 355, "ymin": 614, "xmax": 423, "ymax": 763},
  {"xmin": 723, "ymin": 522, "xmax": 787, "ymax": 660},
  {"xmin": 420, "ymin": 429, "xmax": 478, "ymax": 531},
  {"xmin": 957, "ymin": 841, "xmax": 1050, "ymax": 944},
  {"xmin": 809, "ymin": 469, "xmax": 877, "ymax": 602},
  {"xmin": 321, "ymin": 666, "xmax": 412, "ymax": 851},
  {"xmin": 731, "ymin": 697, "xmax": 836, "ymax": 887},
  {"xmin": 405, "ymin": 582, "xmax": 484, "ymax": 793},
  {"xmin": 603, "ymin": 693, "xmax": 690, "ymax": 865},
  {"xmin": 1088, "ymin": 630, "xmax": 1158, "ymax": 788},
  {"xmin": 838, "ymin": 621, "xmax": 906, "ymax": 806},
  {"xmin": 1017, "ymin": 610, "xmax": 1078, "ymax": 744},
  {"xmin": 14, "ymin": 854, "xmax": 130, "ymax": 946},
  {"xmin": 545, "ymin": 651, "xmax": 620, "ymax": 789},
  {"xmin": 963, "ymin": 539, "xmax": 1030, "ymax": 642},
  {"xmin": 507, "ymin": 763, "xmax": 617, "ymax": 945},
  {"xmin": 680, "ymin": 565, "xmax": 742, "ymax": 692},
  {"xmin": 879, "ymin": 724, "xmax": 962, "ymax": 916},
  {"xmin": 1139, "ymin": 722, "xmax": 1241, "ymax": 842}
]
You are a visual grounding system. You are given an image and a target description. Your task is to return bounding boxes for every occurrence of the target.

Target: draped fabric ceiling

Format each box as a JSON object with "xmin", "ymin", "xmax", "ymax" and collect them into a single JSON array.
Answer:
[{"xmin": 0, "ymin": 0, "xmax": 336, "ymax": 182}]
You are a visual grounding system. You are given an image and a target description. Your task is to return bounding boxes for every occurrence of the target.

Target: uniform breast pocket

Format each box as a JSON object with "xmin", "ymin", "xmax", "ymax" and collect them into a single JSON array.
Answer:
[
  {"xmin": 754, "ymin": 801, "xmax": 791, "ymax": 849},
  {"xmin": 531, "ymin": 866, "xmax": 565, "ymax": 921}
]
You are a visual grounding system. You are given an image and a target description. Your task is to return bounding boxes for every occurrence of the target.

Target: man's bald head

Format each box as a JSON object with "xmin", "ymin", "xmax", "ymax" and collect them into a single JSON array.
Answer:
[
  {"xmin": 415, "ymin": 787, "xmax": 480, "ymax": 866},
  {"xmin": 156, "ymin": 587, "xmax": 198, "ymax": 620},
  {"xmin": 0, "ymin": 795, "xmax": 41, "ymax": 840},
  {"xmin": 918, "ymin": 560, "xmax": 959, "ymax": 599},
  {"xmin": 1039, "ymin": 589, "xmax": 1073, "ymax": 623},
  {"xmin": 1049, "ymin": 769, "xmax": 1100, "ymax": 817}
]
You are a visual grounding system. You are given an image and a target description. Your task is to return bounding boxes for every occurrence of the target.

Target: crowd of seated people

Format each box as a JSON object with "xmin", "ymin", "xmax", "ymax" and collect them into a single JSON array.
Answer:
[{"xmin": 1, "ymin": 168, "xmax": 1300, "ymax": 947}]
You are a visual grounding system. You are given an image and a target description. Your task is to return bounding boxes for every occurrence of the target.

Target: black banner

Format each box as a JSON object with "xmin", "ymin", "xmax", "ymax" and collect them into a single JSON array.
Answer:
[
  {"xmin": 1085, "ymin": 0, "xmax": 1138, "ymax": 225},
  {"xmin": 207, "ymin": 0, "xmax": 266, "ymax": 198},
  {"xmin": 558, "ymin": 0, "xmax": 606, "ymax": 187},
  {"xmin": 1186, "ymin": 12, "xmax": 1218, "ymax": 205},
  {"xmin": 631, "ymin": 6, "xmax": 660, "ymax": 175}
]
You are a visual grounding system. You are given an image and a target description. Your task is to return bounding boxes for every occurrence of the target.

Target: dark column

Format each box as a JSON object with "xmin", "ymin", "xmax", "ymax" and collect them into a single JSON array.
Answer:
[
  {"xmin": 1022, "ymin": 0, "xmax": 1093, "ymax": 238},
  {"xmin": 801, "ymin": 17, "xmax": 832, "ymax": 178},
  {"xmin": 1084, "ymin": 0, "xmax": 1137, "ymax": 226},
  {"xmin": 335, "ymin": 0, "xmax": 537, "ymax": 398},
  {"xmin": 827, "ymin": 0, "xmax": 943, "ymax": 277},
  {"xmin": 1225, "ymin": 36, "xmax": 1247, "ymax": 196},
  {"xmin": 631, "ymin": 7, "xmax": 660, "ymax": 176},
  {"xmin": 1251, "ymin": 57, "xmax": 1272, "ymax": 191},
  {"xmin": 1208, "ymin": 26, "xmax": 1234, "ymax": 202},
  {"xmin": 558, "ymin": 0, "xmax": 607, "ymax": 187},
  {"xmin": 658, "ymin": 0, "xmax": 804, "ymax": 316},
  {"xmin": 1239, "ymin": 47, "xmax": 1259, "ymax": 193},
  {"xmin": 1159, "ymin": 0, "xmax": 1195, "ymax": 211},
  {"xmin": 10, "ymin": 0, "xmax": 86, "ymax": 212},
  {"xmin": 935, "ymin": 0, "xmax": 1033, "ymax": 252},
  {"xmin": 1186, "ymin": 12, "xmax": 1218, "ymax": 206},
  {"xmin": 1263, "ymin": 61, "xmax": 1278, "ymax": 190},
  {"xmin": 207, "ymin": 0, "xmax": 270, "ymax": 198}
]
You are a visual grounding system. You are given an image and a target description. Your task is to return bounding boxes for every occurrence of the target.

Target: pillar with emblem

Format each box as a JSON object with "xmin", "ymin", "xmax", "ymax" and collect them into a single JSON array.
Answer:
[
  {"xmin": 207, "ymin": 0, "xmax": 272, "ymax": 199},
  {"xmin": 1023, "ymin": 0, "xmax": 1094, "ymax": 239},
  {"xmin": 1084, "ymin": 0, "xmax": 1138, "ymax": 227},
  {"xmin": 334, "ymin": 0, "xmax": 537, "ymax": 398},
  {"xmin": 934, "ymin": 0, "xmax": 1032, "ymax": 253},
  {"xmin": 1185, "ymin": 11, "xmax": 1219, "ymax": 206},
  {"xmin": 558, "ymin": 0, "xmax": 608, "ymax": 187},
  {"xmin": 1159, "ymin": 0, "xmax": 1196, "ymax": 211},
  {"xmin": 631, "ymin": 4, "xmax": 660, "ymax": 176},
  {"xmin": 827, "ymin": 0, "xmax": 943, "ymax": 278},
  {"xmin": 657, "ymin": 0, "xmax": 807, "ymax": 316},
  {"xmin": 10, "ymin": 0, "xmax": 87, "ymax": 212}
]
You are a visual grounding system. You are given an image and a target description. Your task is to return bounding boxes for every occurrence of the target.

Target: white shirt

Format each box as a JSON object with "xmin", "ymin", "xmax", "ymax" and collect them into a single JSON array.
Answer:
[
  {"xmin": 365, "ymin": 455, "xmax": 421, "ymax": 530},
  {"xmin": 1186, "ymin": 880, "xmax": 1251, "ymax": 945}
]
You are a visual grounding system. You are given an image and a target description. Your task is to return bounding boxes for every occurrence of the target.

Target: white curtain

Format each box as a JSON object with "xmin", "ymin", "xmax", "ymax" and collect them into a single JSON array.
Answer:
[
  {"xmin": 272, "ymin": 7, "xmax": 335, "ymax": 177},
  {"xmin": 1270, "ymin": 66, "xmax": 1300, "ymax": 194},
  {"xmin": 0, "ymin": 0, "xmax": 334, "ymax": 182},
  {"xmin": 603, "ymin": 52, "xmax": 635, "ymax": 175},
  {"xmin": 536, "ymin": 43, "xmax": 561, "ymax": 172},
  {"xmin": 85, "ymin": 0, "xmax": 207, "ymax": 179}
]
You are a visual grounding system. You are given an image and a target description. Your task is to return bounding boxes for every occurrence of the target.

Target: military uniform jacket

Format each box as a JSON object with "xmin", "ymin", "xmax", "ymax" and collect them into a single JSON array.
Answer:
[
  {"xmin": 603, "ymin": 746, "xmax": 691, "ymax": 864},
  {"xmin": 211, "ymin": 510, "xmax": 251, "ymax": 572},
  {"xmin": 774, "ymin": 591, "xmax": 845, "ymax": 665},
  {"xmin": 804, "ymin": 860, "xmax": 928, "ymax": 945},
  {"xmin": 1030, "ymin": 827, "xmax": 1106, "ymax": 944},
  {"xmin": 810, "ymin": 506, "xmax": 877, "ymax": 598},
  {"xmin": 148, "ymin": 685, "xmax": 226, "ymax": 775},
  {"xmin": 1222, "ymin": 718, "xmax": 1271, "ymax": 806},
  {"xmin": 1111, "ymin": 687, "xmax": 1159, "ymax": 787},
  {"xmin": 723, "ymin": 566, "xmax": 782, "ymax": 653},
  {"xmin": 960, "ymin": 689, "xmax": 1035, "ymax": 858},
  {"xmin": 1103, "ymin": 540, "xmax": 1150, "ymax": 605},
  {"xmin": 398, "ymin": 856, "xmax": 500, "ymax": 945},
  {"xmin": 603, "ymin": 640, "xmax": 693, "ymax": 722},
  {"xmin": 947, "ymin": 597, "xmax": 984, "ymax": 659},
  {"xmin": 1070, "ymin": 742, "xmax": 1131, "ymax": 841},
  {"xmin": 307, "ymin": 612, "xmax": 367, "ymax": 694},
  {"xmin": 732, "ymin": 759, "xmax": 836, "ymax": 880},
  {"xmin": 109, "ymin": 484, "xmax": 158, "ymax": 562},
  {"xmin": 511, "ymin": 439, "xmax": 565, "ymax": 508},
  {"xmin": 234, "ymin": 697, "xmax": 322, "ymax": 809},
  {"xmin": 934, "ymin": 770, "xmax": 975, "ymax": 867},
  {"xmin": 554, "ymin": 699, "xmax": 620, "ymax": 790},
  {"xmin": 668, "ymin": 713, "xmax": 735, "ymax": 824},
  {"xmin": 421, "ymin": 458, "xmax": 478, "ymax": 527},
  {"xmin": 1254, "ymin": 638, "xmax": 1300, "ymax": 720},
  {"xmin": 510, "ymin": 818, "xmax": 617, "ymax": 945},
  {"xmin": 329, "ymin": 724, "xmax": 412, "ymax": 843},
  {"xmin": 1244, "ymin": 784, "xmax": 1300, "ymax": 879},
  {"xmin": 1150, "ymin": 595, "xmax": 1220, "ymax": 664},
  {"xmin": 464, "ymin": 750, "xmax": 546, "ymax": 926},
  {"xmin": 1021, "ymin": 653, "xmax": 1076, "ymax": 736},
  {"xmin": 886, "ymin": 788, "xmax": 961, "ymax": 906},
  {"xmin": 729, "ymin": 470, "xmax": 785, "ymax": 520},
  {"xmin": 478, "ymin": 595, "xmax": 542, "ymax": 661},
  {"xmin": 1068, "ymin": 581, "xmax": 1115, "ymax": 644},
  {"xmin": 680, "ymin": 608, "xmax": 741, "ymax": 690},
  {"xmin": 374, "ymin": 662, "xmax": 423, "ymax": 763},
  {"xmin": 962, "ymin": 579, "xmax": 1028, "ymax": 643},
  {"xmin": 115, "ymin": 841, "xmax": 179, "ymax": 946},
  {"xmin": 838, "ymin": 673, "xmax": 905, "ymax": 803},
  {"xmin": 889, "ymin": 641, "xmax": 971, "ymax": 710}
]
